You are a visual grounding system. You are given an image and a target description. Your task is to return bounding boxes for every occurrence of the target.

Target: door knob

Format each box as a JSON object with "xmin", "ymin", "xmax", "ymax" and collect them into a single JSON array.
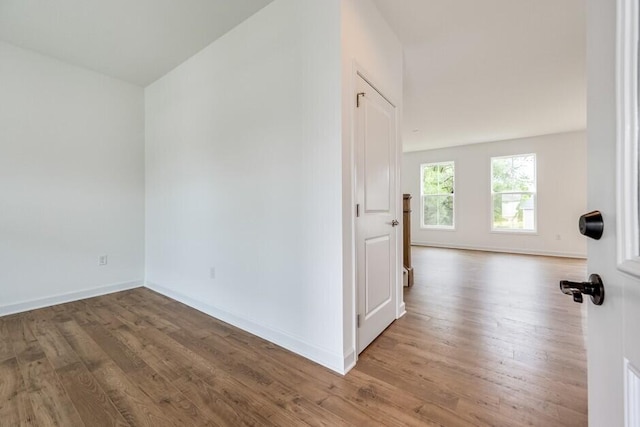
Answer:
[
  {"xmin": 559, "ymin": 274, "xmax": 605, "ymax": 305},
  {"xmin": 579, "ymin": 210, "xmax": 604, "ymax": 240},
  {"xmin": 391, "ymin": 219, "xmax": 399, "ymax": 227}
]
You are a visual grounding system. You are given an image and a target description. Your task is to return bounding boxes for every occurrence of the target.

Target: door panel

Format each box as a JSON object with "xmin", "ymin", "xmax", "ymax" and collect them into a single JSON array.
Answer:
[
  {"xmin": 364, "ymin": 103, "xmax": 392, "ymax": 213},
  {"xmin": 364, "ymin": 235, "xmax": 392, "ymax": 315},
  {"xmin": 356, "ymin": 74, "xmax": 398, "ymax": 354},
  {"xmin": 586, "ymin": 0, "xmax": 640, "ymax": 424}
]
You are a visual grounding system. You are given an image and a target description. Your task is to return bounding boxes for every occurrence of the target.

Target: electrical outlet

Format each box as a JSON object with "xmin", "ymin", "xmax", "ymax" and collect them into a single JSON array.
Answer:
[
  {"xmin": 99, "ymin": 255, "xmax": 108, "ymax": 266},
  {"xmin": 556, "ymin": 234, "xmax": 561, "ymax": 241},
  {"xmin": 210, "ymin": 267, "xmax": 216, "ymax": 279}
]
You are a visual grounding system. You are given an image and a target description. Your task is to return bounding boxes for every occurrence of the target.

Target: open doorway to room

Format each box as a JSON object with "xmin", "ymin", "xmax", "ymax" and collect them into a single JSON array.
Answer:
[{"xmin": 357, "ymin": 0, "xmax": 589, "ymax": 424}]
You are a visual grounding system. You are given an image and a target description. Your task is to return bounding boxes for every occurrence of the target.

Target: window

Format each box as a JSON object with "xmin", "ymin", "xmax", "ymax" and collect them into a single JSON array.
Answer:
[
  {"xmin": 421, "ymin": 161, "xmax": 455, "ymax": 229},
  {"xmin": 491, "ymin": 154, "xmax": 536, "ymax": 231}
]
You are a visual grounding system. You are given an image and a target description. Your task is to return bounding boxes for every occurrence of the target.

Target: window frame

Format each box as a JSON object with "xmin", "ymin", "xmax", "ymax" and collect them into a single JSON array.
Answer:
[
  {"xmin": 420, "ymin": 161, "xmax": 456, "ymax": 230},
  {"xmin": 490, "ymin": 153, "xmax": 538, "ymax": 234}
]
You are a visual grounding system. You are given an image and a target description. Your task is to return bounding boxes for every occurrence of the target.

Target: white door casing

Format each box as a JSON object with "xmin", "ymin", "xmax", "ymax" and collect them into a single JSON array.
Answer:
[
  {"xmin": 587, "ymin": 0, "xmax": 640, "ymax": 424},
  {"xmin": 355, "ymin": 74, "xmax": 398, "ymax": 353}
]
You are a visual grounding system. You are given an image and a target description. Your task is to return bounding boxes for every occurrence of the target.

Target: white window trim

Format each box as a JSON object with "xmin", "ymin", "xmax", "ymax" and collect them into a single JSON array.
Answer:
[
  {"xmin": 420, "ymin": 161, "xmax": 456, "ymax": 230},
  {"xmin": 490, "ymin": 153, "xmax": 537, "ymax": 234}
]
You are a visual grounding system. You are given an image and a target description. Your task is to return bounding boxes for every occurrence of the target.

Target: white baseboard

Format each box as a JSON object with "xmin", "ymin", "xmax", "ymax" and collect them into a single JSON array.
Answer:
[
  {"xmin": 0, "ymin": 280, "xmax": 144, "ymax": 317},
  {"xmin": 397, "ymin": 301, "xmax": 407, "ymax": 318},
  {"xmin": 145, "ymin": 282, "xmax": 347, "ymax": 375},
  {"xmin": 412, "ymin": 241, "xmax": 587, "ymax": 259},
  {"xmin": 343, "ymin": 348, "xmax": 356, "ymax": 374}
]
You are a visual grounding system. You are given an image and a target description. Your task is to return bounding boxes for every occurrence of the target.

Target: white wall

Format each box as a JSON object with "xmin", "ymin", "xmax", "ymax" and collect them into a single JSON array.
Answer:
[
  {"xmin": 403, "ymin": 131, "xmax": 587, "ymax": 258},
  {"xmin": 0, "ymin": 42, "xmax": 145, "ymax": 315},
  {"xmin": 341, "ymin": 0, "xmax": 404, "ymax": 371},
  {"xmin": 145, "ymin": 0, "xmax": 345, "ymax": 373}
]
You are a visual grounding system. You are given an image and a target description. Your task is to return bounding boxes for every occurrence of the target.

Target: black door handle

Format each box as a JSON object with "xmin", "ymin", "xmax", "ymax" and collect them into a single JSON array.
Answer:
[{"xmin": 559, "ymin": 274, "xmax": 605, "ymax": 305}]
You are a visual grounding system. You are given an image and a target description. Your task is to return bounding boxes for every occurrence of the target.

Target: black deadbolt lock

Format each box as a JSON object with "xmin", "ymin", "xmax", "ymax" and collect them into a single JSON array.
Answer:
[{"xmin": 579, "ymin": 210, "xmax": 603, "ymax": 240}]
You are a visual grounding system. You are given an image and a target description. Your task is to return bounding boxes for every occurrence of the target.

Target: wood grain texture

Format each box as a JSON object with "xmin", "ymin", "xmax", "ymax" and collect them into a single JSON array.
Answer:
[
  {"xmin": 0, "ymin": 357, "xmax": 37, "ymax": 426},
  {"xmin": 55, "ymin": 362, "xmax": 129, "ymax": 427},
  {"xmin": 0, "ymin": 247, "xmax": 587, "ymax": 426},
  {"xmin": 20, "ymin": 355, "xmax": 85, "ymax": 426}
]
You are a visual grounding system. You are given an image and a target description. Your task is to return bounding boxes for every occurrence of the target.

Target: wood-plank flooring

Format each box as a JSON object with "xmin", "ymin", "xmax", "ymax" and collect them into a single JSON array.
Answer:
[{"xmin": 0, "ymin": 247, "xmax": 587, "ymax": 426}]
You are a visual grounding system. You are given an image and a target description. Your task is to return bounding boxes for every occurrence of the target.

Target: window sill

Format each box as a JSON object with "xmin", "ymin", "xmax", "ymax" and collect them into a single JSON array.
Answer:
[
  {"xmin": 490, "ymin": 229, "xmax": 538, "ymax": 235},
  {"xmin": 421, "ymin": 226, "xmax": 456, "ymax": 232}
]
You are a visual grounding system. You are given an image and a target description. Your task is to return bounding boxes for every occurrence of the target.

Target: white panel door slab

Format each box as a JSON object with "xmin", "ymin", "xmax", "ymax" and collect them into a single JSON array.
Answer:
[
  {"xmin": 585, "ymin": 0, "xmax": 640, "ymax": 424},
  {"xmin": 355, "ymin": 74, "xmax": 398, "ymax": 353}
]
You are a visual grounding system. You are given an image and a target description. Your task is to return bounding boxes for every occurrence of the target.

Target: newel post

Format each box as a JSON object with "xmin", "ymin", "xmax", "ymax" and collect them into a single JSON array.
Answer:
[{"xmin": 403, "ymin": 194, "xmax": 414, "ymax": 287}]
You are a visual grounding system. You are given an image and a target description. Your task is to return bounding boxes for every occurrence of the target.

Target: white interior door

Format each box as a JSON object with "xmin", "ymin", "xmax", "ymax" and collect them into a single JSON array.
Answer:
[
  {"xmin": 586, "ymin": 0, "xmax": 640, "ymax": 424},
  {"xmin": 355, "ymin": 74, "xmax": 398, "ymax": 353}
]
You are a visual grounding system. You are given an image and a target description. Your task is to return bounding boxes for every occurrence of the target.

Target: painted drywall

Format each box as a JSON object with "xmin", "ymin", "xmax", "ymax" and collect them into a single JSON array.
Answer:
[
  {"xmin": 0, "ymin": 41, "xmax": 145, "ymax": 315},
  {"xmin": 0, "ymin": 0, "xmax": 274, "ymax": 86},
  {"xmin": 403, "ymin": 131, "xmax": 587, "ymax": 258},
  {"xmin": 145, "ymin": 0, "xmax": 345, "ymax": 372},
  {"xmin": 374, "ymin": 0, "xmax": 586, "ymax": 152},
  {"xmin": 341, "ymin": 0, "xmax": 404, "ymax": 371}
]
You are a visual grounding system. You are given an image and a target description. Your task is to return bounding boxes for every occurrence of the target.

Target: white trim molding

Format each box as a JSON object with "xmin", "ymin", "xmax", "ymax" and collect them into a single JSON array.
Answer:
[
  {"xmin": 412, "ymin": 241, "xmax": 587, "ymax": 259},
  {"xmin": 625, "ymin": 358, "xmax": 640, "ymax": 427},
  {"xmin": 396, "ymin": 301, "xmax": 406, "ymax": 319},
  {"xmin": 0, "ymin": 280, "xmax": 143, "ymax": 316},
  {"xmin": 490, "ymin": 153, "xmax": 538, "ymax": 234},
  {"xmin": 617, "ymin": 0, "xmax": 640, "ymax": 277},
  {"xmin": 145, "ymin": 282, "xmax": 347, "ymax": 375},
  {"xmin": 343, "ymin": 348, "xmax": 356, "ymax": 374},
  {"xmin": 419, "ymin": 160, "xmax": 456, "ymax": 230}
]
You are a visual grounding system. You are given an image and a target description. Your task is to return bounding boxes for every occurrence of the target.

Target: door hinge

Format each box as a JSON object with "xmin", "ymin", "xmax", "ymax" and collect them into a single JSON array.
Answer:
[
  {"xmin": 357, "ymin": 314, "xmax": 361, "ymax": 328},
  {"xmin": 356, "ymin": 204, "xmax": 360, "ymax": 217},
  {"xmin": 356, "ymin": 92, "xmax": 365, "ymax": 108}
]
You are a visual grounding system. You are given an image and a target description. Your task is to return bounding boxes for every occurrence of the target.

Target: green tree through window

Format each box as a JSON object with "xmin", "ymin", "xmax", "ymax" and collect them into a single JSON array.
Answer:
[
  {"xmin": 491, "ymin": 154, "xmax": 536, "ymax": 231},
  {"xmin": 421, "ymin": 161, "xmax": 455, "ymax": 228}
]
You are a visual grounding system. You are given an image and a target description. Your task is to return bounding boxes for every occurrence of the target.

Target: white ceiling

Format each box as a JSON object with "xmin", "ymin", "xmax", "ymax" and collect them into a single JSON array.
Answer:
[
  {"xmin": 0, "ymin": 0, "xmax": 273, "ymax": 86},
  {"xmin": 373, "ymin": 0, "xmax": 586, "ymax": 152},
  {"xmin": 1, "ymin": 0, "xmax": 585, "ymax": 151}
]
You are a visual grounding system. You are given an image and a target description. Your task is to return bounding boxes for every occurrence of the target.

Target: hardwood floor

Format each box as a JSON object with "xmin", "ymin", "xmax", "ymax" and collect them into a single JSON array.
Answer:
[{"xmin": 0, "ymin": 247, "xmax": 587, "ymax": 426}]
